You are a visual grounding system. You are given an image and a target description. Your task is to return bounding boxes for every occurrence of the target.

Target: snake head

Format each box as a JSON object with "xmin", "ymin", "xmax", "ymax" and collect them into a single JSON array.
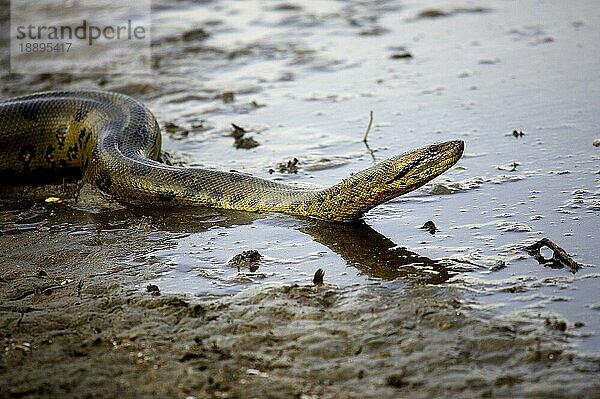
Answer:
[
  {"xmin": 312, "ymin": 140, "xmax": 464, "ymax": 221},
  {"xmin": 384, "ymin": 140, "xmax": 464, "ymax": 191}
]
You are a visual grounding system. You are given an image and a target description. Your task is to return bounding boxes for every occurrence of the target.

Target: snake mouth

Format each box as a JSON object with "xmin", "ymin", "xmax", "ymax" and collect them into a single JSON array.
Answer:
[{"xmin": 430, "ymin": 140, "xmax": 464, "ymax": 175}]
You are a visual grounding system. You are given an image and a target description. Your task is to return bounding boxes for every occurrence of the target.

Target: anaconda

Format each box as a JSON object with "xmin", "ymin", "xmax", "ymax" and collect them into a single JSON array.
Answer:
[{"xmin": 0, "ymin": 90, "xmax": 464, "ymax": 221}]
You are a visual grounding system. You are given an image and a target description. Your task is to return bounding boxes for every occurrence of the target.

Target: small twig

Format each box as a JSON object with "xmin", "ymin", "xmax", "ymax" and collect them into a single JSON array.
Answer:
[
  {"xmin": 364, "ymin": 140, "xmax": 376, "ymax": 164},
  {"xmin": 524, "ymin": 238, "xmax": 581, "ymax": 273},
  {"xmin": 362, "ymin": 110, "xmax": 374, "ymax": 143},
  {"xmin": 361, "ymin": 111, "xmax": 376, "ymax": 163}
]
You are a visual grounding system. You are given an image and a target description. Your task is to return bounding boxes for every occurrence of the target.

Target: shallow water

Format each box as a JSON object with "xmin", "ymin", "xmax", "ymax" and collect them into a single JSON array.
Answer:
[{"xmin": 1, "ymin": 0, "xmax": 599, "ymax": 358}]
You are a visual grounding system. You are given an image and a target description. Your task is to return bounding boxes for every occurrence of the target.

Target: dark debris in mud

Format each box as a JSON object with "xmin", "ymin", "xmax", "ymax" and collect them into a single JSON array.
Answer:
[
  {"xmin": 270, "ymin": 157, "xmax": 299, "ymax": 174},
  {"xmin": 390, "ymin": 51, "xmax": 413, "ymax": 60},
  {"xmin": 146, "ymin": 284, "xmax": 161, "ymax": 296},
  {"xmin": 181, "ymin": 28, "xmax": 210, "ymax": 42},
  {"xmin": 417, "ymin": 9, "xmax": 448, "ymax": 19},
  {"xmin": 217, "ymin": 91, "xmax": 235, "ymax": 103},
  {"xmin": 234, "ymin": 136, "xmax": 260, "ymax": 149},
  {"xmin": 230, "ymin": 123, "xmax": 246, "ymax": 139},
  {"xmin": 524, "ymin": 237, "xmax": 582, "ymax": 273},
  {"xmin": 231, "ymin": 123, "xmax": 260, "ymax": 149},
  {"xmin": 545, "ymin": 318, "xmax": 567, "ymax": 332},
  {"xmin": 414, "ymin": 7, "xmax": 490, "ymax": 20},
  {"xmin": 228, "ymin": 249, "xmax": 262, "ymax": 272},
  {"xmin": 490, "ymin": 260, "xmax": 507, "ymax": 272},
  {"xmin": 164, "ymin": 121, "xmax": 189, "ymax": 139},
  {"xmin": 159, "ymin": 27, "xmax": 210, "ymax": 44},
  {"xmin": 420, "ymin": 220, "xmax": 437, "ymax": 235},
  {"xmin": 313, "ymin": 268, "xmax": 325, "ymax": 285},
  {"xmin": 497, "ymin": 161, "xmax": 520, "ymax": 172}
]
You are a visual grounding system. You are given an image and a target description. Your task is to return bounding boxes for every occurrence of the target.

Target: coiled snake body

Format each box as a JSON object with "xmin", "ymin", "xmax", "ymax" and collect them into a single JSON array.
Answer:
[{"xmin": 0, "ymin": 90, "xmax": 463, "ymax": 221}]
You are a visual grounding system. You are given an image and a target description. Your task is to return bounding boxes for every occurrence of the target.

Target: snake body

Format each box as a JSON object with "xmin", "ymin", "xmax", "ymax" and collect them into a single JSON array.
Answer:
[{"xmin": 0, "ymin": 90, "xmax": 463, "ymax": 221}]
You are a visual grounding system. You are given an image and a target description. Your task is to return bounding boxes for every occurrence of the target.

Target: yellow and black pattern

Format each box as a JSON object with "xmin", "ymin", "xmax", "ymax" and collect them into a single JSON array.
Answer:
[{"xmin": 0, "ymin": 90, "xmax": 464, "ymax": 221}]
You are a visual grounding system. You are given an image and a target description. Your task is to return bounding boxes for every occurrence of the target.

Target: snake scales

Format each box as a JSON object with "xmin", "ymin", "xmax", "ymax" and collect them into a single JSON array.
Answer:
[{"xmin": 0, "ymin": 90, "xmax": 464, "ymax": 221}]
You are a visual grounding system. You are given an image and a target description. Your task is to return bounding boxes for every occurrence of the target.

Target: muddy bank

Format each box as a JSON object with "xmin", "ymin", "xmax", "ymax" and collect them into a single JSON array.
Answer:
[
  {"xmin": 2, "ymin": 266, "xmax": 599, "ymax": 398},
  {"xmin": 1, "ymin": 190, "xmax": 598, "ymax": 398}
]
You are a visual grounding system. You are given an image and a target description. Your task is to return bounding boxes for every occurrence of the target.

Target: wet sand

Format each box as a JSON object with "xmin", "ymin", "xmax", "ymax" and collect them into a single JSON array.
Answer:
[{"xmin": 2, "ymin": 238, "xmax": 599, "ymax": 397}]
